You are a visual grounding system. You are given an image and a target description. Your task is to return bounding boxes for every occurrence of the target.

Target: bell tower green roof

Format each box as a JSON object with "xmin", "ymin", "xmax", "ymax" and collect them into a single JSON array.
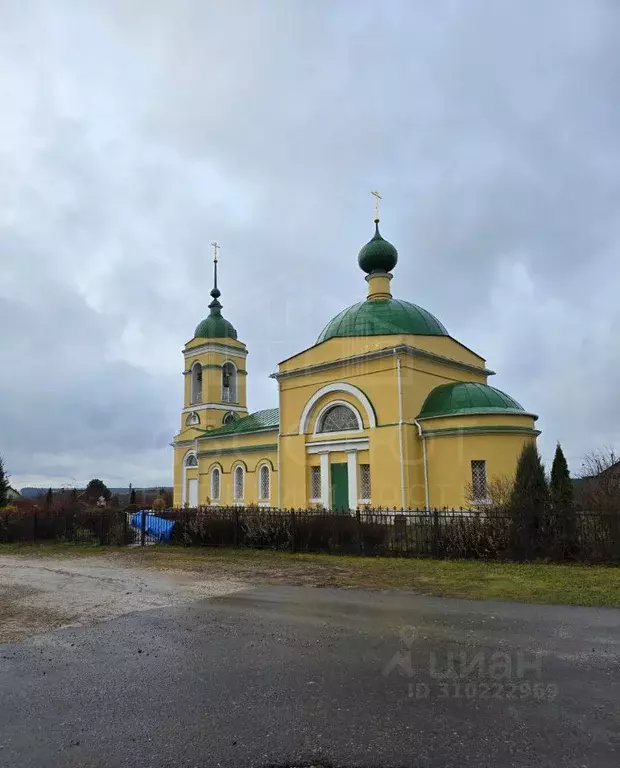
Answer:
[{"xmin": 194, "ymin": 241, "xmax": 238, "ymax": 340}]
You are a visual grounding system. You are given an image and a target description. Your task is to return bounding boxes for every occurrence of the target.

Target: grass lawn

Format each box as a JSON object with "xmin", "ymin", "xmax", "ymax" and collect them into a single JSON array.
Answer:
[{"xmin": 1, "ymin": 542, "xmax": 619, "ymax": 607}]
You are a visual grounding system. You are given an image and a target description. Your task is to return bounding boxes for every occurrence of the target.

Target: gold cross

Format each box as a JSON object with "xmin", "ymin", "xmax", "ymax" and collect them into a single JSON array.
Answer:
[
  {"xmin": 211, "ymin": 241, "xmax": 221, "ymax": 264},
  {"xmin": 371, "ymin": 190, "xmax": 381, "ymax": 221}
]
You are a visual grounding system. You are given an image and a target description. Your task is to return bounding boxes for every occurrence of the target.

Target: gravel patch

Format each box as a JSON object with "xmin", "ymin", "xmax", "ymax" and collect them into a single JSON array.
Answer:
[{"xmin": 0, "ymin": 555, "xmax": 247, "ymax": 642}]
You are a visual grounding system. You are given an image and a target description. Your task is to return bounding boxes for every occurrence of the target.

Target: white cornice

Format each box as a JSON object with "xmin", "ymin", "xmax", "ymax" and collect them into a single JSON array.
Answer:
[
  {"xmin": 182, "ymin": 403, "xmax": 248, "ymax": 414},
  {"xmin": 271, "ymin": 343, "xmax": 494, "ymax": 381},
  {"xmin": 306, "ymin": 437, "xmax": 369, "ymax": 454},
  {"xmin": 184, "ymin": 342, "xmax": 248, "ymax": 358}
]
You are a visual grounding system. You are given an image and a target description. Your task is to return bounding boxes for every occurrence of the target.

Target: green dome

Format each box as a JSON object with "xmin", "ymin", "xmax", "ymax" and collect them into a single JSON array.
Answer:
[
  {"xmin": 358, "ymin": 222, "xmax": 398, "ymax": 274},
  {"xmin": 194, "ymin": 312, "xmax": 237, "ymax": 340},
  {"xmin": 418, "ymin": 382, "xmax": 528, "ymax": 419},
  {"xmin": 317, "ymin": 298, "xmax": 448, "ymax": 343}
]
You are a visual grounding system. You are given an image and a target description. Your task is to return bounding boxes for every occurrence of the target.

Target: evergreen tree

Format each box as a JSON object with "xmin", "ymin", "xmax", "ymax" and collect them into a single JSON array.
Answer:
[
  {"xmin": 85, "ymin": 478, "xmax": 111, "ymax": 503},
  {"xmin": 510, "ymin": 441, "xmax": 550, "ymax": 558},
  {"xmin": 550, "ymin": 442, "xmax": 575, "ymax": 557},
  {"xmin": 0, "ymin": 455, "xmax": 9, "ymax": 508},
  {"xmin": 550, "ymin": 443, "xmax": 573, "ymax": 510},
  {"xmin": 129, "ymin": 487, "xmax": 136, "ymax": 505},
  {"xmin": 46, "ymin": 487, "xmax": 53, "ymax": 508}
]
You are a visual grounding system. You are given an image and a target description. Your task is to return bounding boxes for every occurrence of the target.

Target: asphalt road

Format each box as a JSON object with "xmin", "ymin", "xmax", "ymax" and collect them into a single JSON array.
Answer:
[{"xmin": 1, "ymin": 586, "xmax": 619, "ymax": 768}]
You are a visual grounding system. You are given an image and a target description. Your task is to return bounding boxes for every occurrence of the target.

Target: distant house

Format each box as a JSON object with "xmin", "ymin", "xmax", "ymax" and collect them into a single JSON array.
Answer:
[{"xmin": 7, "ymin": 487, "xmax": 22, "ymax": 501}]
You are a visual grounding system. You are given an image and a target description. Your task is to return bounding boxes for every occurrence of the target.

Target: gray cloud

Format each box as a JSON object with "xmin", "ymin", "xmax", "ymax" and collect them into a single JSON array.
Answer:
[{"xmin": 1, "ymin": 0, "xmax": 618, "ymax": 487}]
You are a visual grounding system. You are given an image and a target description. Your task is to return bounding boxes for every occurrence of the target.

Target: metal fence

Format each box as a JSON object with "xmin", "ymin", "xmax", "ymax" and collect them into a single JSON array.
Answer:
[{"xmin": 1, "ymin": 505, "xmax": 619, "ymax": 563}]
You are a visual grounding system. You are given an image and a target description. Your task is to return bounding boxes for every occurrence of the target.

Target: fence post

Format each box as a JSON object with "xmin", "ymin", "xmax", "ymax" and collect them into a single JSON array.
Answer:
[
  {"xmin": 234, "ymin": 506, "xmax": 240, "ymax": 548},
  {"xmin": 32, "ymin": 510, "xmax": 37, "ymax": 543},
  {"xmin": 123, "ymin": 511, "xmax": 128, "ymax": 545},
  {"xmin": 432, "ymin": 507, "xmax": 440, "ymax": 556},
  {"xmin": 356, "ymin": 508, "xmax": 362, "ymax": 554},
  {"xmin": 140, "ymin": 510, "xmax": 146, "ymax": 547},
  {"xmin": 290, "ymin": 508, "xmax": 296, "ymax": 553}
]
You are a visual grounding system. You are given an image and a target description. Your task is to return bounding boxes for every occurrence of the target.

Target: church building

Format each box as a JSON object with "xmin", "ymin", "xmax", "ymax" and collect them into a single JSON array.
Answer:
[{"xmin": 172, "ymin": 205, "xmax": 539, "ymax": 510}]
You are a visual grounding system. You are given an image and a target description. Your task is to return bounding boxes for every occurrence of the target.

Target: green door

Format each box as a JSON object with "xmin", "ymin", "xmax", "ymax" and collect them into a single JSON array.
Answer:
[{"xmin": 331, "ymin": 463, "xmax": 349, "ymax": 511}]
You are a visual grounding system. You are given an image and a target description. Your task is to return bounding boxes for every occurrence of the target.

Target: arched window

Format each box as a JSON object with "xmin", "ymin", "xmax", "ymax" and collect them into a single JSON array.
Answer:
[
  {"xmin": 190, "ymin": 362, "xmax": 202, "ymax": 405},
  {"xmin": 185, "ymin": 412, "xmax": 200, "ymax": 426},
  {"xmin": 233, "ymin": 465, "xmax": 244, "ymax": 500},
  {"xmin": 185, "ymin": 453, "xmax": 198, "ymax": 468},
  {"xmin": 318, "ymin": 404, "xmax": 359, "ymax": 433},
  {"xmin": 223, "ymin": 411, "xmax": 236, "ymax": 425},
  {"xmin": 258, "ymin": 464, "xmax": 270, "ymax": 500},
  {"xmin": 222, "ymin": 362, "xmax": 237, "ymax": 403},
  {"xmin": 210, "ymin": 467, "xmax": 220, "ymax": 500}
]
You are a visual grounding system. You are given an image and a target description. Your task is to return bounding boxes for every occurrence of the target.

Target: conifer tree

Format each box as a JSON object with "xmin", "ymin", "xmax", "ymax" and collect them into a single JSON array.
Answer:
[
  {"xmin": 510, "ymin": 441, "xmax": 549, "ymax": 558},
  {"xmin": 0, "ymin": 455, "xmax": 9, "ymax": 508},
  {"xmin": 46, "ymin": 488, "xmax": 53, "ymax": 508},
  {"xmin": 550, "ymin": 442, "xmax": 575, "ymax": 556},
  {"xmin": 550, "ymin": 443, "xmax": 573, "ymax": 511}
]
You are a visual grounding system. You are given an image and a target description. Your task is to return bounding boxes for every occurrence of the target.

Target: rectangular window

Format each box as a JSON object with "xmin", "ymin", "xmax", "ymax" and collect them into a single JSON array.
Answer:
[
  {"xmin": 471, "ymin": 460, "xmax": 487, "ymax": 502},
  {"xmin": 359, "ymin": 464, "xmax": 371, "ymax": 501},
  {"xmin": 310, "ymin": 466, "xmax": 321, "ymax": 501}
]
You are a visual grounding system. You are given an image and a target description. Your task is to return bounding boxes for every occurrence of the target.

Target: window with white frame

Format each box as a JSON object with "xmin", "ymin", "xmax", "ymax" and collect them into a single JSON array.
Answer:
[
  {"xmin": 185, "ymin": 453, "xmax": 198, "ymax": 468},
  {"xmin": 359, "ymin": 464, "xmax": 371, "ymax": 501},
  {"xmin": 471, "ymin": 460, "xmax": 487, "ymax": 502},
  {"xmin": 210, "ymin": 467, "xmax": 220, "ymax": 500},
  {"xmin": 222, "ymin": 362, "xmax": 237, "ymax": 403},
  {"xmin": 233, "ymin": 465, "xmax": 244, "ymax": 500},
  {"xmin": 222, "ymin": 411, "xmax": 236, "ymax": 425},
  {"xmin": 259, "ymin": 465, "xmax": 270, "ymax": 500},
  {"xmin": 310, "ymin": 465, "xmax": 321, "ymax": 501},
  {"xmin": 185, "ymin": 412, "xmax": 200, "ymax": 426},
  {"xmin": 318, "ymin": 404, "xmax": 358, "ymax": 433},
  {"xmin": 190, "ymin": 362, "xmax": 202, "ymax": 404}
]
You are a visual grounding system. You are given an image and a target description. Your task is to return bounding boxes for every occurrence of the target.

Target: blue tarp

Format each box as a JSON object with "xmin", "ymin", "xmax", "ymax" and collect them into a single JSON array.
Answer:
[{"xmin": 130, "ymin": 511, "xmax": 175, "ymax": 542}]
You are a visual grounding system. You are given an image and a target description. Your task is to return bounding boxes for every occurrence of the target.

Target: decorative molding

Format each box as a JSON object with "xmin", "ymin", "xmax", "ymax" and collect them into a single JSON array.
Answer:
[
  {"xmin": 182, "ymin": 403, "xmax": 248, "ymax": 415},
  {"xmin": 184, "ymin": 342, "xmax": 248, "ymax": 358},
  {"xmin": 298, "ymin": 382, "xmax": 377, "ymax": 434},
  {"xmin": 199, "ymin": 426, "xmax": 278, "ymax": 441},
  {"xmin": 416, "ymin": 409, "xmax": 538, "ymax": 422},
  {"xmin": 272, "ymin": 343, "xmax": 494, "ymax": 382},
  {"xmin": 197, "ymin": 443, "xmax": 278, "ymax": 457},
  {"xmin": 424, "ymin": 425, "xmax": 541, "ymax": 438},
  {"xmin": 307, "ymin": 437, "xmax": 369, "ymax": 454}
]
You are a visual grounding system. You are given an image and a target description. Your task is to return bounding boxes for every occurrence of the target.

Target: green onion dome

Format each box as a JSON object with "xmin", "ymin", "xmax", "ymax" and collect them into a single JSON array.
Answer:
[
  {"xmin": 317, "ymin": 298, "xmax": 448, "ymax": 343},
  {"xmin": 358, "ymin": 222, "xmax": 398, "ymax": 274},
  {"xmin": 418, "ymin": 382, "xmax": 530, "ymax": 419}
]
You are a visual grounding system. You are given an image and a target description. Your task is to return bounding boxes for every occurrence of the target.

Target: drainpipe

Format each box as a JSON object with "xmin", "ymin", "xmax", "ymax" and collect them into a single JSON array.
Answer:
[
  {"xmin": 276, "ymin": 377, "xmax": 281, "ymax": 508},
  {"xmin": 414, "ymin": 419, "xmax": 430, "ymax": 510},
  {"xmin": 394, "ymin": 349, "xmax": 406, "ymax": 509}
]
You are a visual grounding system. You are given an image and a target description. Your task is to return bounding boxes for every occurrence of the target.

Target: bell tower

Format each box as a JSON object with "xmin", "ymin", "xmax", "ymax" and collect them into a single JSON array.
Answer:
[{"xmin": 179, "ymin": 241, "xmax": 248, "ymax": 436}]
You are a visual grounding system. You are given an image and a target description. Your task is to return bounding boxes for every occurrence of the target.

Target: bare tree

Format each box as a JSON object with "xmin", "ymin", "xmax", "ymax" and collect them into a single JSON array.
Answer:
[
  {"xmin": 464, "ymin": 474, "xmax": 514, "ymax": 509},
  {"xmin": 577, "ymin": 447, "xmax": 620, "ymax": 511}
]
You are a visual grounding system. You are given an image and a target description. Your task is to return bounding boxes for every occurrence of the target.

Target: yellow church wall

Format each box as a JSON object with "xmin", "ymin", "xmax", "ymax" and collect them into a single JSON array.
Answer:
[
  {"xmin": 278, "ymin": 333, "xmax": 486, "ymax": 374},
  {"xmin": 279, "ymin": 434, "xmax": 308, "ymax": 508},
  {"xmin": 424, "ymin": 431, "xmax": 535, "ymax": 509},
  {"xmin": 278, "ymin": 360, "xmax": 399, "ymax": 435},
  {"xmin": 419, "ymin": 413, "xmax": 537, "ymax": 432}
]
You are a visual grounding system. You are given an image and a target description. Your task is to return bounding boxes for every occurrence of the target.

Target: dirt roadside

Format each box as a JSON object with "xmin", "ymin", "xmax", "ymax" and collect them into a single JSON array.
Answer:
[{"xmin": 0, "ymin": 555, "xmax": 247, "ymax": 643}]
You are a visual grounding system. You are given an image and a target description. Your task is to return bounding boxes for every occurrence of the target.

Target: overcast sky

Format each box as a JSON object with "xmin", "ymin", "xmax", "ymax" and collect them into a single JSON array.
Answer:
[{"xmin": 1, "ymin": 0, "xmax": 619, "ymax": 490}]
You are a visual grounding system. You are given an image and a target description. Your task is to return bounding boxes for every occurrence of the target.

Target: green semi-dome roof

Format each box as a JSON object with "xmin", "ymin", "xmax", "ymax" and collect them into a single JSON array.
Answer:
[
  {"xmin": 317, "ymin": 298, "xmax": 448, "ymax": 343},
  {"xmin": 194, "ymin": 311, "xmax": 238, "ymax": 340},
  {"xmin": 194, "ymin": 279, "xmax": 238, "ymax": 340},
  {"xmin": 358, "ymin": 222, "xmax": 398, "ymax": 274},
  {"xmin": 418, "ymin": 381, "xmax": 530, "ymax": 419}
]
